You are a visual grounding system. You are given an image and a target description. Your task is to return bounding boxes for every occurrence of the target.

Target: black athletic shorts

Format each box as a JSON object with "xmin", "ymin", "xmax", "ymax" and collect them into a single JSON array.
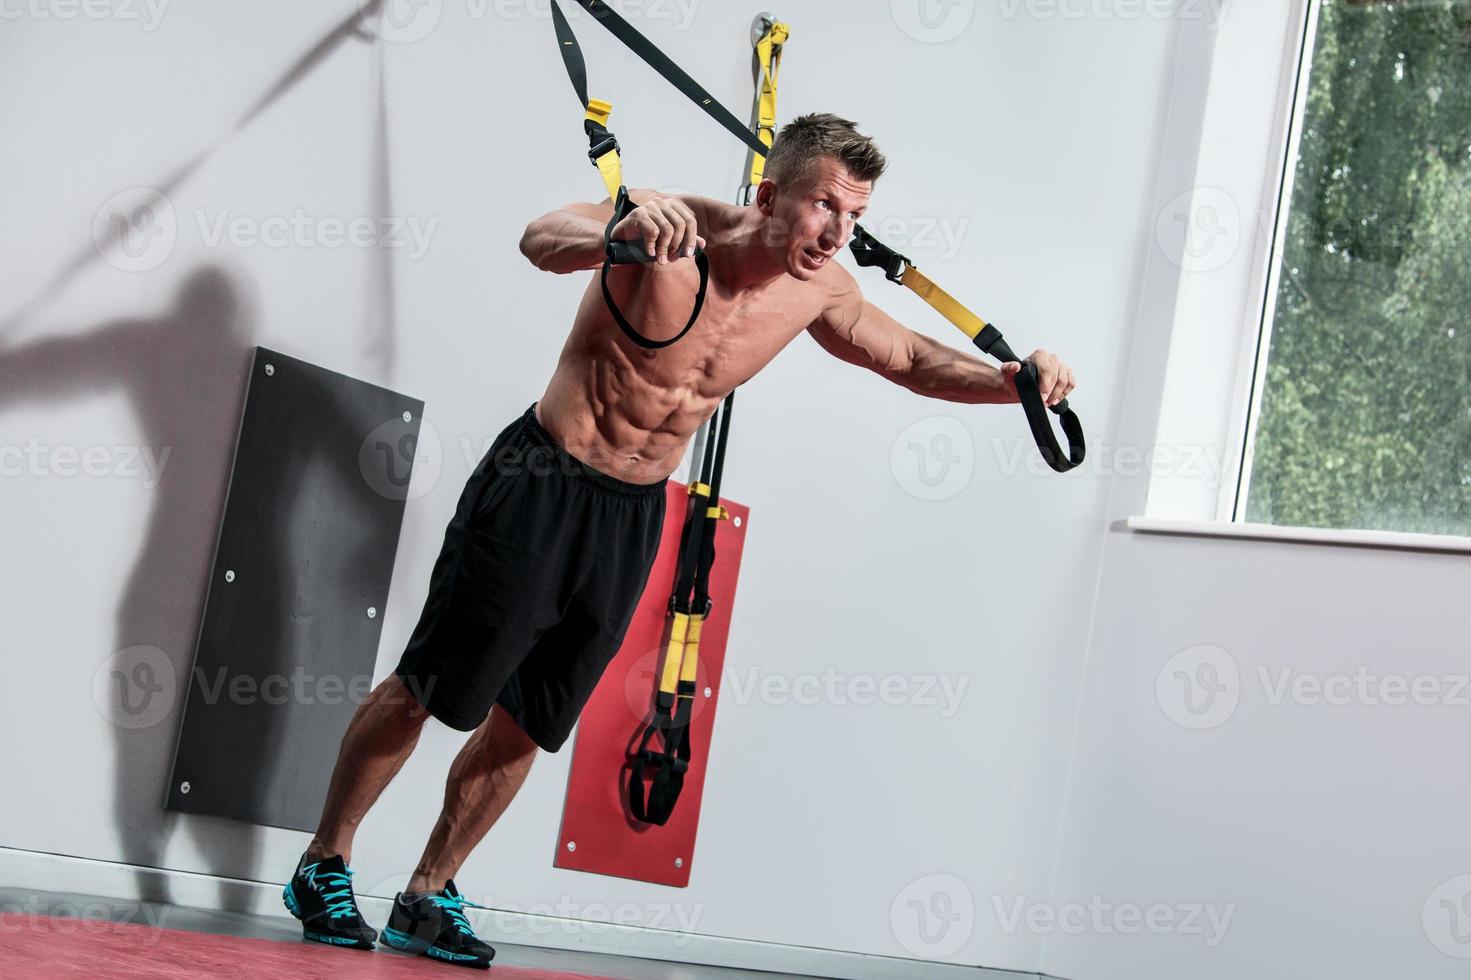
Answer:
[{"xmin": 394, "ymin": 402, "xmax": 666, "ymax": 751}]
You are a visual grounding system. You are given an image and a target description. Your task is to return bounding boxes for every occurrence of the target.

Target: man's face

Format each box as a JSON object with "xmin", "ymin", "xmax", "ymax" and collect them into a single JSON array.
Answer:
[{"xmin": 762, "ymin": 156, "xmax": 872, "ymax": 280}]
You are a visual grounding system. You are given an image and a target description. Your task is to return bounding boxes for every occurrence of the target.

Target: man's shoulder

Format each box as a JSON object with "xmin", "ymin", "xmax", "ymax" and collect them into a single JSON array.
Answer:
[
  {"xmin": 675, "ymin": 193, "xmax": 740, "ymax": 229},
  {"xmin": 785, "ymin": 259, "xmax": 861, "ymax": 335}
]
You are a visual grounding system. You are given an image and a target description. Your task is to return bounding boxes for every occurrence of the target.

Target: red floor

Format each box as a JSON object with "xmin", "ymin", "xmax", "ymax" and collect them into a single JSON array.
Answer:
[{"xmin": 0, "ymin": 913, "xmax": 609, "ymax": 979}]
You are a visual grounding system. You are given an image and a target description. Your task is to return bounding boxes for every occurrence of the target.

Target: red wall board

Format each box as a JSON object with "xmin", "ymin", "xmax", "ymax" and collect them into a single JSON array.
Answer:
[{"xmin": 554, "ymin": 480, "xmax": 750, "ymax": 888}]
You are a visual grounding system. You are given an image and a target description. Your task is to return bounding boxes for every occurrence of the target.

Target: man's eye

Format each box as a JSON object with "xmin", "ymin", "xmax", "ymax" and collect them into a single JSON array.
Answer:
[{"xmin": 816, "ymin": 200, "xmax": 831, "ymax": 210}]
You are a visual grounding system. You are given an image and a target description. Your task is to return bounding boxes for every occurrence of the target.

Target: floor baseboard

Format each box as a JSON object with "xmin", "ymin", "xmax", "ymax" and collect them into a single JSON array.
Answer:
[{"xmin": 0, "ymin": 846, "xmax": 1065, "ymax": 980}]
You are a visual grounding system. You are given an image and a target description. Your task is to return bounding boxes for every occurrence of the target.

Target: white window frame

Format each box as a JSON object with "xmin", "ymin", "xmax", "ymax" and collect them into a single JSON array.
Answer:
[{"xmin": 1128, "ymin": 0, "xmax": 1471, "ymax": 555}]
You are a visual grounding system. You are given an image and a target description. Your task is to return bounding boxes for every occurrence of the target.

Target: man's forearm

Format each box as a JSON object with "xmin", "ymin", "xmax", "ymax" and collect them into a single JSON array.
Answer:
[
  {"xmin": 902, "ymin": 332, "xmax": 1015, "ymax": 404},
  {"xmin": 518, "ymin": 210, "xmax": 609, "ymax": 274}
]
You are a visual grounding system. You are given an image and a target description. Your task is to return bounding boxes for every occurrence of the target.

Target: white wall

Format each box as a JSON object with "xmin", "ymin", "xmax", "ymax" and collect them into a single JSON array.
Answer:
[
  {"xmin": 1045, "ymin": 529, "xmax": 1471, "ymax": 980},
  {"xmin": 1042, "ymin": 3, "xmax": 1471, "ymax": 978},
  {"xmin": 0, "ymin": 1, "xmax": 1254, "ymax": 976}
]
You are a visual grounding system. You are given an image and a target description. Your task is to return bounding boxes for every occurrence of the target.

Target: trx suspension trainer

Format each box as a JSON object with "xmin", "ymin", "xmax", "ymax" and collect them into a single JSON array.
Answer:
[
  {"xmin": 546, "ymin": 2, "xmax": 1083, "ymax": 826},
  {"xmin": 546, "ymin": 0, "xmax": 1084, "ymax": 472}
]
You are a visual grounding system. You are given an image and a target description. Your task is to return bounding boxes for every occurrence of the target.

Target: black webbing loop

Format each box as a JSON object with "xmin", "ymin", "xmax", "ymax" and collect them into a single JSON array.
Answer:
[
  {"xmin": 600, "ymin": 189, "xmax": 711, "ymax": 351},
  {"xmin": 629, "ymin": 714, "xmax": 690, "ymax": 826},
  {"xmin": 973, "ymin": 325, "xmax": 1086, "ymax": 473}
]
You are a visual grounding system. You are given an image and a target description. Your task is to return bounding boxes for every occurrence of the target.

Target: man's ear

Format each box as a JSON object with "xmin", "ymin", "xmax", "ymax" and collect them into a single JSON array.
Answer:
[{"xmin": 755, "ymin": 179, "xmax": 778, "ymax": 216}]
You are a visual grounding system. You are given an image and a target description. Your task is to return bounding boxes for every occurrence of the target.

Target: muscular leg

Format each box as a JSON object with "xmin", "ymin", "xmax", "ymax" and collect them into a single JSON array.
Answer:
[
  {"xmin": 305, "ymin": 673, "xmax": 431, "ymax": 864},
  {"xmin": 405, "ymin": 706, "xmax": 539, "ymax": 895}
]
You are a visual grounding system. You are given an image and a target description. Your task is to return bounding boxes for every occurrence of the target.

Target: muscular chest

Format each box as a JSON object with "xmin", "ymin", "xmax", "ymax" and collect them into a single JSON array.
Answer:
[{"xmin": 599, "ymin": 274, "xmax": 814, "ymax": 395}]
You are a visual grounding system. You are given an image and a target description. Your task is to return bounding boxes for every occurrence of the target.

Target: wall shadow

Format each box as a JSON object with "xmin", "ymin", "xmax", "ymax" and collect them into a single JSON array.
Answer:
[{"xmin": 0, "ymin": 266, "xmax": 255, "ymax": 907}]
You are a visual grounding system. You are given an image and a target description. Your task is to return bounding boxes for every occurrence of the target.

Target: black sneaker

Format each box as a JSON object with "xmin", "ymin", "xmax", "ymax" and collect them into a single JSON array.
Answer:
[
  {"xmin": 282, "ymin": 852, "xmax": 378, "ymax": 949},
  {"xmin": 381, "ymin": 879, "xmax": 495, "ymax": 969}
]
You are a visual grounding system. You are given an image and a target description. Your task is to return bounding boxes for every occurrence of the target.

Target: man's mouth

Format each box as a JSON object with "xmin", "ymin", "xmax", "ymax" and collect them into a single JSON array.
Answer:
[{"xmin": 801, "ymin": 248, "xmax": 831, "ymax": 269}]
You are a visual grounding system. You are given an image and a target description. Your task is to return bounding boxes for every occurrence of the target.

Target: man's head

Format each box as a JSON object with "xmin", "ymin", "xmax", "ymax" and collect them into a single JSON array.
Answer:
[{"xmin": 756, "ymin": 113, "xmax": 887, "ymax": 280}]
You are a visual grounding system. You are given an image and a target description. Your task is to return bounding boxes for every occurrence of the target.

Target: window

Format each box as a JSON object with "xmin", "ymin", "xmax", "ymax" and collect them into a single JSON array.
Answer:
[{"xmin": 1239, "ymin": 0, "xmax": 1471, "ymax": 536}]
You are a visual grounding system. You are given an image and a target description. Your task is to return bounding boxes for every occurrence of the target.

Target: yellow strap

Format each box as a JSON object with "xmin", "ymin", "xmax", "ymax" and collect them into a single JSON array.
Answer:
[
  {"xmin": 679, "ymin": 615, "xmax": 703, "ymax": 689},
  {"xmin": 661, "ymin": 612, "xmax": 690, "ymax": 694},
  {"xmin": 661, "ymin": 612, "xmax": 705, "ymax": 700},
  {"xmin": 898, "ymin": 265, "xmax": 992, "ymax": 343},
  {"xmin": 687, "ymin": 481, "xmax": 711, "ymax": 498},
  {"xmin": 584, "ymin": 99, "xmax": 623, "ymax": 202},
  {"xmin": 747, "ymin": 21, "xmax": 788, "ymax": 186},
  {"xmin": 705, "ymin": 505, "xmax": 728, "ymax": 520}
]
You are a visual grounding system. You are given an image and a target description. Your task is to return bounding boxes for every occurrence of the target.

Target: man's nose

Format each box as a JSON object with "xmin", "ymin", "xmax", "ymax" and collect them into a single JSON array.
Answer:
[{"xmin": 819, "ymin": 216, "xmax": 847, "ymax": 248}]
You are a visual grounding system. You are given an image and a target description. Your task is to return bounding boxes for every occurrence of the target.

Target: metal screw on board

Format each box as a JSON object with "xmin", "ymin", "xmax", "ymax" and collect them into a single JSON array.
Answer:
[
  {"xmin": 674, "ymin": 857, "xmax": 683, "ymax": 869},
  {"xmin": 733, "ymin": 516, "xmax": 742, "ymax": 528},
  {"xmin": 566, "ymin": 841, "xmax": 577, "ymax": 853},
  {"xmin": 704, "ymin": 687, "xmax": 712, "ymax": 698},
  {"xmin": 402, "ymin": 411, "xmax": 413, "ymax": 423},
  {"xmin": 367, "ymin": 607, "xmax": 377, "ymax": 620},
  {"xmin": 180, "ymin": 781, "xmax": 191, "ymax": 795},
  {"xmin": 264, "ymin": 364, "xmax": 274, "ymax": 377},
  {"xmin": 224, "ymin": 570, "xmax": 235, "ymax": 583}
]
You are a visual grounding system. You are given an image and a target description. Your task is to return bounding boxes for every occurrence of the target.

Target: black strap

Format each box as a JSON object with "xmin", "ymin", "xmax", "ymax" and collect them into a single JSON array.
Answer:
[
  {"xmin": 551, "ymin": 0, "xmax": 591, "ymax": 108},
  {"xmin": 550, "ymin": 1, "xmax": 711, "ymax": 351},
  {"xmin": 564, "ymin": 0, "xmax": 770, "ymax": 159},
  {"xmin": 628, "ymin": 392, "xmax": 734, "ymax": 826}
]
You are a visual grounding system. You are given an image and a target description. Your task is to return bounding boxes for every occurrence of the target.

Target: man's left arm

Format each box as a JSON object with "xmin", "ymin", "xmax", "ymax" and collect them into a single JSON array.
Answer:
[{"xmin": 806, "ymin": 286, "xmax": 1076, "ymax": 407}]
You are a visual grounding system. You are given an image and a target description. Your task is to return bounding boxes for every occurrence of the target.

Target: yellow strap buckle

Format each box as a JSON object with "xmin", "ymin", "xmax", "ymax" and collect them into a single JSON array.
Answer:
[
  {"xmin": 584, "ymin": 98, "xmax": 613, "ymax": 128},
  {"xmin": 582, "ymin": 98, "xmax": 622, "ymax": 202}
]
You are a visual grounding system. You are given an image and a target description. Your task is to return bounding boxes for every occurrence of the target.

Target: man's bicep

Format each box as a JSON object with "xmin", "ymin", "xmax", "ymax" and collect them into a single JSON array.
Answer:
[
  {"xmin": 562, "ymin": 199, "xmax": 615, "ymax": 222},
  {"xmin": 805, "ymin": 299, "xmax": 916, "ymax": 379}
]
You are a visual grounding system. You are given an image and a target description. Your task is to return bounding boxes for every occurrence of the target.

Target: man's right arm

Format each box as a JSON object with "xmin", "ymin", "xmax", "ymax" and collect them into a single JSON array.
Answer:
[
  {"xmin": 518, "ymin": 201, "xmax": 615, "ymax": 274},
  {"xmin": 519, "ymin": 193, "xmax": 706, "ymax": 274}
]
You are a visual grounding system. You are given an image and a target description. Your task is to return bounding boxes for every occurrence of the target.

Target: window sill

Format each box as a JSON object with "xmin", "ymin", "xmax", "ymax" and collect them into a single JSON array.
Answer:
[{"xmin": 1125, "ymin": 516, "xmax": 1471, "ymax": 556}]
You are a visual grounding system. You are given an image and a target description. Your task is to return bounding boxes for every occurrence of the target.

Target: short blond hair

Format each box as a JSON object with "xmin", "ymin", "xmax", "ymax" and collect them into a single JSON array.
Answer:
[{"xmin": 764, "ymin": 112, "xmax": 888, "ymax": 187}]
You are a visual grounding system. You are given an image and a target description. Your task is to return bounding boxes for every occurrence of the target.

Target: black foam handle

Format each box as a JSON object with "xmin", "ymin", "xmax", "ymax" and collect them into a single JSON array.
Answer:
[
  {"xmin": 606, "ymin": 239, "xmax": 652, "ymax": 265},
  {"xmin": 1011, "ymin": 361, "xmax": 1086, "ymax": 473},
  {"xmin": 606, "ymin": 238, "xmax": 708, "ymax": 267},
  {"xmin": 973, "ymin": 326, "xmax": 1086, "ymax": 473}
]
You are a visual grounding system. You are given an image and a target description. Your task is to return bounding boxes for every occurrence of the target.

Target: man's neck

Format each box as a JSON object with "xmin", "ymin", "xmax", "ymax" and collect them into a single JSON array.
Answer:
[{"xmin": 708, "ymin": 207, "xmax": 789, "ymax": 294}]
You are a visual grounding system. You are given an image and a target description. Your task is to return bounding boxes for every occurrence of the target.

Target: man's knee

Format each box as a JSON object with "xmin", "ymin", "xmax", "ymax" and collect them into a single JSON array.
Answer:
[
  {"xmin": 368, "ymin": 673, "xmax": 435, "ymax": 731},
  {"xmin": 486, "ymin": 707, "xmax": 540, "ymax": 762}
]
